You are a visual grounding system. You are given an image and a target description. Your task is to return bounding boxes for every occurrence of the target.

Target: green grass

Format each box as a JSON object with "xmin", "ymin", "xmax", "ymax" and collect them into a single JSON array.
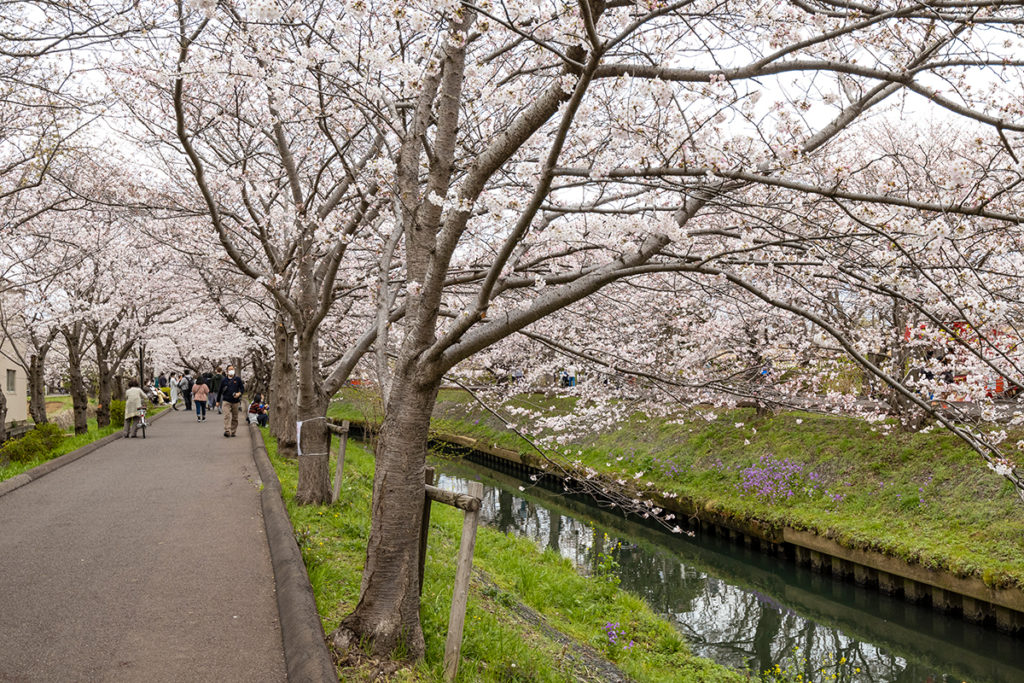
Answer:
[
  {"xmin": 262, "ymin": 427, "xmax": 743, "ymax": 682},
  {"xmin": 332, "ymin": 388, "xmax": 1024, "ymax": 590},
  {"xmin": 1, "ymin": 419, "xmax": 116, "ymax": 482},
  {"xmin": 42, "ymin": 393, "xmax": 98, "ymax": 417}
]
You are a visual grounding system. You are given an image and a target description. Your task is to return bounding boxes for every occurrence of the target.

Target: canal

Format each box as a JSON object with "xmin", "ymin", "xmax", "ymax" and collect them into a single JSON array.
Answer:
[{"xmin": 433, "ymin": 455, "xmax": 1024, "ymax": 683}]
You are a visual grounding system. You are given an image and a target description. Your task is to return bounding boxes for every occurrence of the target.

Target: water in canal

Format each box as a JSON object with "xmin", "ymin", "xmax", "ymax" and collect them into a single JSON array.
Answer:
[{"xmin": 433, "ymin": 455, "xmax": 1023, "ymax": 683}]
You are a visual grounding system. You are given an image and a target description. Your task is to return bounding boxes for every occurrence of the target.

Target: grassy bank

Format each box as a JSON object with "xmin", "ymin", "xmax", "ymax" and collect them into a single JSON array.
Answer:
[
  {"xmin": 0, "ymin": 419, "xmax": 118, "ymax": 482},
  {"xmin": 262, "ymin": 428, "xmax": 744, "ymax": 682},
  {"xmin": 330, "ymin": 388, "xmax": 1024, "ymax": 591}
]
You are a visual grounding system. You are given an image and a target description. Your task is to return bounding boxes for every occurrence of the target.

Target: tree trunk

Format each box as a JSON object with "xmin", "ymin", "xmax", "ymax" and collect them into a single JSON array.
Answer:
[
  {"xmin": 295, "ymin": 407, "xmax": 330, "ymax": 504},
  {"xmin": 269, "ymin": 315, "xmax": 297, "ymax": 458},
  {"xmin": 886, "ymin": 299, "xmax": 927, "ymax": 430},
  {"xmin": 28, "ymin": 352, "xmax": 48, "ymax": 424},
  {"xmin": 888, "ymin": 301, "xmax": 912, "ymax": 416},
  {"xmin": 249, "ymin": 353, "xmax": 272, "ymax": 402},
  {"xmin": 68, "ymin": 354, "xmax": 89, "ymax": 435},
  {"xmin": 96, "ymin": 355, "xmax": 112, "ymax": 428},
  {"xmin": 294, "ymin": 331, "xmax": 330, "ymax": 505},
  {"xmin": 333, "ymin": 372, "xmax": 440, "ymax": 660},
  {"xmin": 63, "ymin": 323, "xmax": 91, "ymax": 435}
]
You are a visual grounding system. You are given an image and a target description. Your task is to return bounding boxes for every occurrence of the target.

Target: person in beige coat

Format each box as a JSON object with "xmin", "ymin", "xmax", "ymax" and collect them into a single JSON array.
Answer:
[
  {"xmin": 192, "ymin": 376, "xmax": 210, "ymax": 422},
  {"xmin": 124, "ymin": 379, "xmax": 147, "ymax": 438}
]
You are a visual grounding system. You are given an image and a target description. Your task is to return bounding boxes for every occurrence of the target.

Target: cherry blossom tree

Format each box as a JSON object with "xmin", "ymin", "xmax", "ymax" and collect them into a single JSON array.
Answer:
[
  {"xmin": 0, "ymin": 271, "xmax": 63, "ymax": 425},
  {"xmin": 316, "ymin": 0, "xmax": 1024, "ymax": 660},
  {"xmin": 6, "ymin": 196, "xmax": 170, "ymax": 432},
  {"xmin": 0, "ymin": 2, "xmax": 163, "ymax": 234},
  {"xmin": 114, "ymin": 0, "xmax": 395, "ymax": 502},
  {"xmin": 88, "ymin": 230, "xmax": 176, "ymax": 428}
]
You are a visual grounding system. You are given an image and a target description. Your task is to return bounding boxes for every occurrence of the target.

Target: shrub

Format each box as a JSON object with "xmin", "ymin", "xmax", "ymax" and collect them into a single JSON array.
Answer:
[
  {"xmin": 34, "ymin": 423, "xmax": 65, "ymax": 450},
  {"xmin": 1, "ymin": 433, "xmax": 44, "ymax": 463},
  {"xmin": 0, "ymin": 423, "xmax": 66, "ymax": 463},
  {"xmin": 110, "ymin": 399, "xmax": 126, "ymax": 428}
]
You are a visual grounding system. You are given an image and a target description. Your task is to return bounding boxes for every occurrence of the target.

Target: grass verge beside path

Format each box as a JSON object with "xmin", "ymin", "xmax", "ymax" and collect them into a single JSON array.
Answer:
[
  {"xmin": 330, "ymin": 388, "xmax": 1024, "ymax": 592},
  {"xmin": 0, "ymin": 407, "xmax": 168, "ymax": 484},
  {"xmin": 1, "ymin": 420, "xmax": 118, "ymax": 483},
  {"xmin": 261, "ymin": 428, "xmax": 743, "ymax": 683}
]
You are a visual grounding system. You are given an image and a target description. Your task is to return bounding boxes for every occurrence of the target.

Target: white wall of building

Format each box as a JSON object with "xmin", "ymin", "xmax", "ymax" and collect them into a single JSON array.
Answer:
[{"xmin": 1, "ymin": 339, "xmax": 28, "ymax": 424}]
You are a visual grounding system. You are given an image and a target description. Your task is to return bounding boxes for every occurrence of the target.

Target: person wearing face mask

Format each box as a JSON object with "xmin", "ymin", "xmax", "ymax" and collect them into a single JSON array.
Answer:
[{"xmin": 216, "ymin": 365, "xmax": 246, "ymax": 437}]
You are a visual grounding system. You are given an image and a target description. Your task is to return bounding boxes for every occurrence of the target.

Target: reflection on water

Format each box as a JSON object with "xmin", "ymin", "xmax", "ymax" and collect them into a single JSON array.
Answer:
[{"xmin": 435, "ymin": 457, "xmax": 1024, "ymax": 683}]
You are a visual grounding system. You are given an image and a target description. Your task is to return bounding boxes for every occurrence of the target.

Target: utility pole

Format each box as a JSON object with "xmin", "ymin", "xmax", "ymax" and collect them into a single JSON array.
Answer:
[{"xmin": 138, "ymin": 342, "xmax": 146, "ymax": 387}]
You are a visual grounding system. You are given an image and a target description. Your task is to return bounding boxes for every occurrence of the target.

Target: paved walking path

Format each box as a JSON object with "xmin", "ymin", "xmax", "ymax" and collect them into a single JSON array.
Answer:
[{"xmin": 0, "ymin": 408, "xmax": 287, "ymax": 682}]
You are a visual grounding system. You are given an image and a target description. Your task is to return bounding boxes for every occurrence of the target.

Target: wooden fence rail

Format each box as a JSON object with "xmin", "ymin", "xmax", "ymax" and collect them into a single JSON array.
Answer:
[
  {"xmin": 326, "ymin": 420, "xmax": 349, "ymax": 504},
  {"xmin": 419, "ymin": 466, "xmax": 483, "ymax": 682},
  {"xmin": 327, "ymin": 429, "xmax": 484, "ymax": 680}
]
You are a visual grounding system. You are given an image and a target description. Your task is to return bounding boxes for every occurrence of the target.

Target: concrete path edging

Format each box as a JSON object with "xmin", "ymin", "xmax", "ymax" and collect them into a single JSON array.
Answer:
[
  {"xmin": 248, "ymin": 424, "xmax": 337, "ymax": 682},
  {"xmin": 0, "ymin": 409, "xmax": 172, "ymax": 499}
]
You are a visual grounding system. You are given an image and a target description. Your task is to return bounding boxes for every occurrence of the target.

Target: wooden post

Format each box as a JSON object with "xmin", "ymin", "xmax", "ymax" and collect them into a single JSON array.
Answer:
[
  {"xmin": 418, "ymin": 467, "xmax": 435, "ymax": 594},
  {"xmin": 330, "ymin": 420, "xmax": 349, "ymax": 504},
  {"xmin": 443, "ymin": 480, "xmax": 483, "ymax": 682}
]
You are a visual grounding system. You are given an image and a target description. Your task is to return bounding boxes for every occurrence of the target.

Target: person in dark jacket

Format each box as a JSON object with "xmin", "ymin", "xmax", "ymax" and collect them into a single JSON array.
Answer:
[
  {"xmin": 179, "ymin": 371, "xmax": 194, "ymax": 411},
  {"xmin": 208, "ymin": 367, "xmax": 224, "ymax": 413},
  {"xmin": 217, "ymin": 365, "xmax": 245, "ymax": 437}
]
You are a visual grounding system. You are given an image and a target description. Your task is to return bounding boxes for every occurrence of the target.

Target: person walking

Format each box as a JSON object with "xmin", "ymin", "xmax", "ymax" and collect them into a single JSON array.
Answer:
[
  {"xmin": 192, "ymin": 375, "xmax": 210, "ymax": 422},
  {"xmin": 169, "ymin": 372, "xmax": 181, "ymax": 410},
  {"xmin": 208, "ymin": 367, "xmax": 224, "ymax": 414},
  {"xmin": 201, "ymin": 370, "xmax": 213, "ymax": 405},
  {"xmin": 217, "ymin": 365, "xmax": 245, "ymax": 437},
  {"xmin": 123, "ymin": 379, "xmax": 147, "ymax": 438},
  {"xmin": 179, "ymin": 371, "xmax": 194, "ymax": 411}
]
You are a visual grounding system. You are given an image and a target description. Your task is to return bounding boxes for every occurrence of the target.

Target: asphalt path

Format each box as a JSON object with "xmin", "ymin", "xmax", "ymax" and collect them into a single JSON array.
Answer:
[{"xmin": 0, "ymin": 408, "xmax": 287, "ymax": 682}]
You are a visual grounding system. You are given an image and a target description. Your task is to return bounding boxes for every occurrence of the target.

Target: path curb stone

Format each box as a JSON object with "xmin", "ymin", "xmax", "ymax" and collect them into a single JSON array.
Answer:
[
  {"xmin": 248, "ymin": 424, "xmax": 337, "ymax": 682},
  {"xmin": 0, "ymin": 409, "xmax": 172, "ymax": 499}
]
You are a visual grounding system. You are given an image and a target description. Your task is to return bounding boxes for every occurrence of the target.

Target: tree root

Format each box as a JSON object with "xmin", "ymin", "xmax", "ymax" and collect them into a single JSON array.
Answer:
[
  {"xmin": 329, "ymin": 569, "xmax": 631, "ymax": 682},
  {"xmin": 329, "ymin": 626, "xmax": 409, "ymax": 682}
]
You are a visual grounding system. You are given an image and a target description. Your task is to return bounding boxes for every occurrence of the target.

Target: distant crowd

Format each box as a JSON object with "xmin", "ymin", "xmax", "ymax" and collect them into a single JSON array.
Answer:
[{"xmin": 123, "ymin": 364, "xmax": 269, "ymax": 439}]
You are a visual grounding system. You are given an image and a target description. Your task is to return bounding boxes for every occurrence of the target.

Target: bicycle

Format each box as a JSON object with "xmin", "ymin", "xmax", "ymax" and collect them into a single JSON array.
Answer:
[{"xmin": 136, "ymin": 407, "xmax": 148, "ymax": 439}]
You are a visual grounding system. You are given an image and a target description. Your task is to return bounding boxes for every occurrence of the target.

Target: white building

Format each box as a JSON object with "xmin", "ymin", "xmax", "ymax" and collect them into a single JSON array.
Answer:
[{"xmin": 0, "ymin": 338, "xmax": 28, "ymax": 424}]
